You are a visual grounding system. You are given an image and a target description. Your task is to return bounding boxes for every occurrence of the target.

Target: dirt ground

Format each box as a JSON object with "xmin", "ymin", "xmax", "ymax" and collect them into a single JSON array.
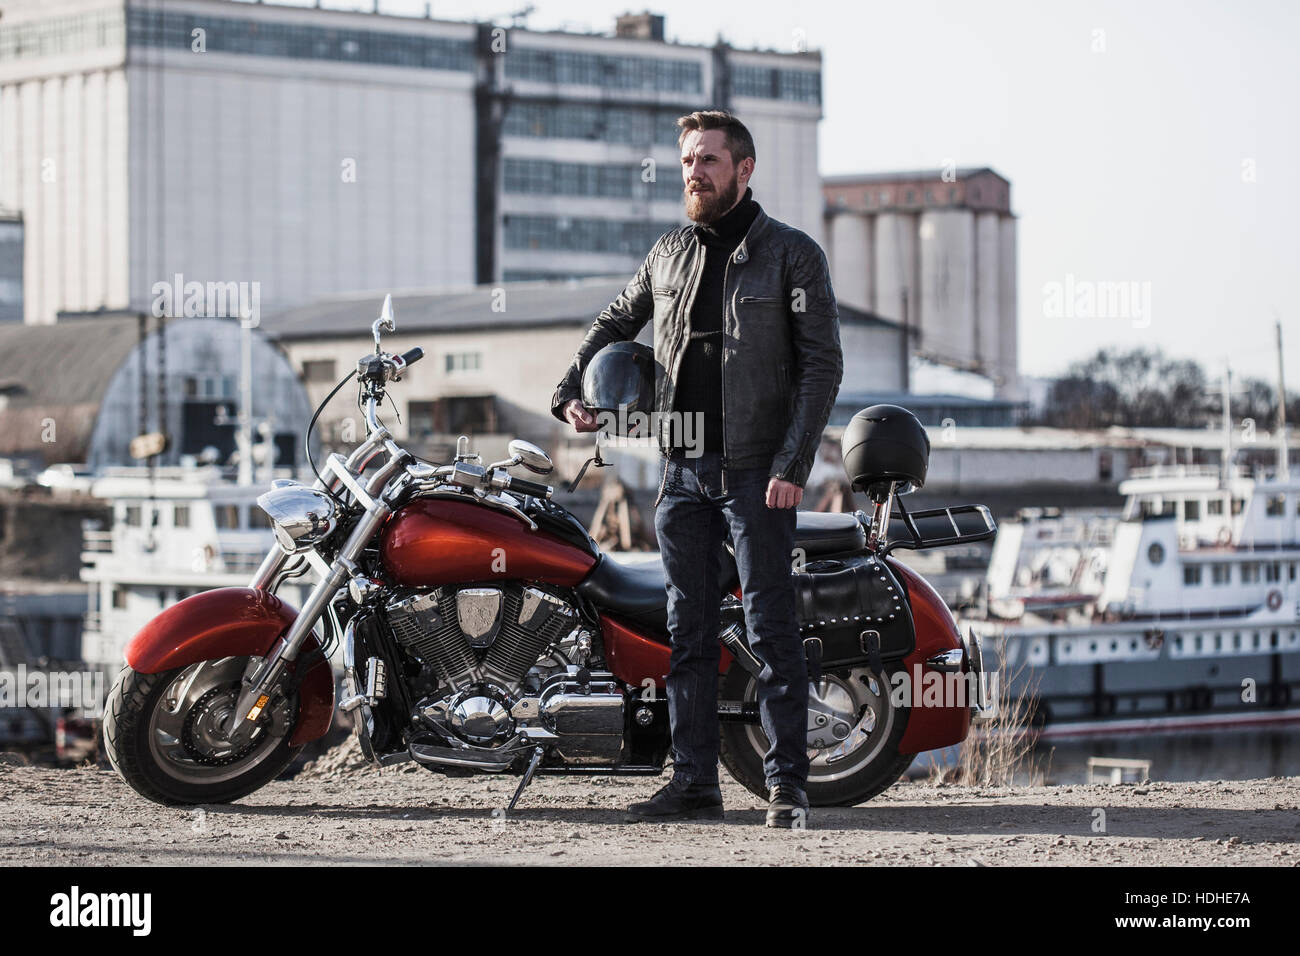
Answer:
[{"xmin": 2, "ymin": 742, "xmax": 1298, "ymax": 866}]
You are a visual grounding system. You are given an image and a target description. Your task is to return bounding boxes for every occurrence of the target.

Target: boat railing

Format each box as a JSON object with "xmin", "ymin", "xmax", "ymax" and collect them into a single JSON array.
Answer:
[
  {"xmin": 1127, "ymin": 464, "xmax": 1233, "ymax": 480},
  {"xmin": 82, "ymin": 530, "xmax": 112, "ymax": 554}
]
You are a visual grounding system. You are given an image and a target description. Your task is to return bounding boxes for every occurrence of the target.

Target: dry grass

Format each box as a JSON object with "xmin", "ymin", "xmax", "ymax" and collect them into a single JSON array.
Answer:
[{"xmin": 927, "ymin": 641, "xmax": 1053, "ymax": 787}]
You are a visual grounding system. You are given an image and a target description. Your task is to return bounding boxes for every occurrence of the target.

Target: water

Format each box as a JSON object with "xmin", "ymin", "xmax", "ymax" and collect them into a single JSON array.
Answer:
[{"xmin": 1033, "ymin": 728, "xmax": 1300, "ymax": 785}]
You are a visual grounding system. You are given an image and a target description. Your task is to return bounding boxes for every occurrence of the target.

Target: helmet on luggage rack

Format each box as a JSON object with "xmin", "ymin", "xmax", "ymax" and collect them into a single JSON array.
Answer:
[{"xmin": 841, "ymin": 404, "xmax": 930, "ymax": 500}]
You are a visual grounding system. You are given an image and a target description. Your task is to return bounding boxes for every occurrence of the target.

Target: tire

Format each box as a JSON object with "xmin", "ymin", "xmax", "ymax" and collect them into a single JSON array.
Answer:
[
  {"xmin": 719, "ymin": 661, "xmax": 913, "ymax": 807},
  {"xmin": 103, "ymin": 658, "xmax": 304, "ymax": 806}
]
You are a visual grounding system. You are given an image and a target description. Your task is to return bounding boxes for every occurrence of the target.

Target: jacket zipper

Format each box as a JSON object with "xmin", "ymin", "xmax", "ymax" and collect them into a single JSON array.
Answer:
[
  {"xmin": 668, "ymin": 247, "xmax": 706, "ymax": 459},
  {"xmin": 720, "ymin": 248, "xmax": 737, "ymax": 497}
]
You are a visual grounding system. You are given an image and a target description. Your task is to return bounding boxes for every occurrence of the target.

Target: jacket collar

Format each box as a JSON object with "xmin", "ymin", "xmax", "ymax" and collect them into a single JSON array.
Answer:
[
  {"xmin": 733, "ymin": 203, "xmax": 771, "ymax": 264},
  {"xmin": 688, "ymin": 191, "xmax": 771, "ymax": 264}
]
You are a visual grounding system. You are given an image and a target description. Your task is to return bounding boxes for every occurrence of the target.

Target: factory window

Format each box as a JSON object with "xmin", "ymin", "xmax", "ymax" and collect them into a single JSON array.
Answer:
[
  {"xmin": 1265, "ymin": 561, "xmax": 1281, "ymax": 583},
  {"xmin": 948, "ymin": 187, "xmax": 958, "ymax": 203},
  {"xmin": 732, "ymin": 65, "xmax": 821, "ymax": 104},
  {"xmin": 124, "ymin": 505, "xmax": 141, "ymax": 527},
  {"xmin": 174, "ymin": 505, "xmax": 190, "ymax": 528},
  {"xmin": 408, "ymin": 397, "xmax": 497, "ymax": 435},
  {"xmin": 924, "ymin": 189, "xmax": 934, "ymax": 203},
  {"xmin": 1211, "ymin": 563, "xmax": 1230, "ymax": 584},
  {"xmin": 408, "ymin": 401, "xmax": 436, "ymax": 438},
  {"xmin": 905, "ymin": 190, "xmax": 915, "ymax": 204},
  {"xmin": 0, "ymin": 7, "xmax": 125, "ymax": 61},
  {"xmin": 506, "ymin": 47, "xmax": 702, "ymax": 93},
  {"xmin": 1207, "ymin": 499, "xmax": 1224, "ymax": 516},
  {"xmin": 502, "ymin": 158, "xmax": 679, "ymax": 201},
  {"xmin": 112, "ymin": 587, "xmax": 127, "ymax": 610},
  {"xmin": 1183, "ymin": 565, "xmax": 1202, "ymax": 586},
  {"xmin": 1266, "ymin": 494, "xmax": 1286, "ymax": 516},
  {"xmin": 444, "ymin": 352, "xmax": 482, "ymax": 375},
  {"xmin": 1241, "ymin": 563, "xmax": 1260, "ymax": 583},
  {"xmin": 1183, "ymin": 499, "xmax": 1200, "ymax": 521},
  {"xmin": 1231, "ymin": 498, "xmax": 1245, "ymax": 515},
  {"xmin": 124, "ymin": 8, "xmax": 474, "ymax": 72},
  {"xmin": 504, "ymin": 102, "xmax": 684, "ymax": 146},
  {"xmin": 248, "ymin": 508, "xmax": 272, "ymax": 529},
  {"xmin": 503, "ymin": 215, "xmax": 677, "ymax": 255},
  {"xmin": 302, "ymin": 360, "xmax": 337, "ymax": 383}
]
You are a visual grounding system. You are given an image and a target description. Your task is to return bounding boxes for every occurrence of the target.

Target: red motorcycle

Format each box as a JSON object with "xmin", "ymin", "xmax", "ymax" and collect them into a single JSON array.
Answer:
[{"xmin": 103, "ymin": 299, "xmax": 996, "ymax": 809}]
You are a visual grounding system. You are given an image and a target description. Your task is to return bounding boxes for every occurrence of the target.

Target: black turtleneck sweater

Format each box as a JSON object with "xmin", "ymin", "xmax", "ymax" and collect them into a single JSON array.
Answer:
[{"xmin": 673, "ymin": 186, "xmax": 760, "ymax": 455}]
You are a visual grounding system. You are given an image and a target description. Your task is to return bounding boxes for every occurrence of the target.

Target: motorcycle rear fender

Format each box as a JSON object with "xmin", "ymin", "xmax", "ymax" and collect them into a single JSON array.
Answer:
[
  {"xmin": 890, "ymin": 560, "xmax": 972, "ymax": 754},
  {"xmin": 123, "ymin": 586, "xmax": 335, "ymax": 746}
]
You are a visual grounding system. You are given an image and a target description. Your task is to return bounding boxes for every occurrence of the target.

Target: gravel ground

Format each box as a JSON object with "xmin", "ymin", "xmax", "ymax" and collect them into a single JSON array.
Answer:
[{"xmin": 2, "ymin": 744, "xmax": 1298, "ymax": 866}]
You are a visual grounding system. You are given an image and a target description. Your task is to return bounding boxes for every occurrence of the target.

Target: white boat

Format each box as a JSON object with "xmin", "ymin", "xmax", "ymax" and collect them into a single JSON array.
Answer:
[
  {"xmin": 80, "ymin": 465, "xmax": 314, "ymax": 673},
  {"xmin": 969, "ymin": 463, "xmax": 1300, "ymax": 735}
]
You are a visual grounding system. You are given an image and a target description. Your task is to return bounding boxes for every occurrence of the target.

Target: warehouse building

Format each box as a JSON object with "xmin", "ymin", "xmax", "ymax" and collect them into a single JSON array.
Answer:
[
  {"xmin": 823, "ymin": 168, "xmax": 1018, "ymax": 394},
  {"xmin": 0, "ymin": 0, "xmax": 825, "ymax": 325}
]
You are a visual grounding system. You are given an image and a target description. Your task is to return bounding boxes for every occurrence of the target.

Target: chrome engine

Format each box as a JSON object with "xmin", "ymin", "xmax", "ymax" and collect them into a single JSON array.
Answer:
[
  {"xmin": 385, "ymin": 583, "xmax": 625, "ymax": 762},
  {"xmin": 386, "ymin": 584, "xmax": 580, "ymax": 694}
]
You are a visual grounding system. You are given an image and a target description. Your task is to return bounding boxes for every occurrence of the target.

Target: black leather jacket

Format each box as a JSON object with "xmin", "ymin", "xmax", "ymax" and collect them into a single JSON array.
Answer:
[{"xmin": 550, "ymin": 200, "xmax": 843, "ymax": 495}]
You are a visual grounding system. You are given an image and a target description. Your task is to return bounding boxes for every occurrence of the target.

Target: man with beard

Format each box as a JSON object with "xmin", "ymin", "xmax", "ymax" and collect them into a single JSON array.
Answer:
[{"xmin": 551, "ymin": 110, "xmax": 843, "ymax": 827}]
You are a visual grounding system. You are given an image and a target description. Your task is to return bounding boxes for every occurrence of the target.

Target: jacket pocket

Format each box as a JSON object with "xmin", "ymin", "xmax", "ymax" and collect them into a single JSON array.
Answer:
[
  {"xmin": 653, "ymin": 287, "xmax": 679, "ymax": 298},
  {"xmin": 738, "ymin": 295, "xmax": 783, "ymax": 304}
]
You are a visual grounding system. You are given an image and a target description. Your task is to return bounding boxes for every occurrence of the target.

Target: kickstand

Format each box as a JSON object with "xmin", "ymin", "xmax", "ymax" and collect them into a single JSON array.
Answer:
[{"xmin": 508, "ymin": 746, "xmax": 545, "ymax": 811}]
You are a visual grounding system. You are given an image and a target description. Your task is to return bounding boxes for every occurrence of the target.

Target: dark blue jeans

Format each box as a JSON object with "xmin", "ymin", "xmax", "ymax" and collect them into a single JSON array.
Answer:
[{"xmin": 653, "ymin": 448, "xmax": 809, "ymax": 790}]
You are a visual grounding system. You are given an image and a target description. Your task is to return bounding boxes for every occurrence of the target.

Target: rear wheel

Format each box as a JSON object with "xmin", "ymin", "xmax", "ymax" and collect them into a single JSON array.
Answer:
[
  {"xmin": 103, "ymin": 657, "xmax": 303, "ymax": 806},
  {"xmin": 719, "ymin": 662, "xmax": 912, "ymax": 806}
]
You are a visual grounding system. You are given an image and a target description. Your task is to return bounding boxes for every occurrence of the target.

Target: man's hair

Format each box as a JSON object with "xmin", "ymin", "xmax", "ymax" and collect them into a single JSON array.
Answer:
[{"xmin": 676, "ymin": 110, "xmax": 756, "ymax": 167}]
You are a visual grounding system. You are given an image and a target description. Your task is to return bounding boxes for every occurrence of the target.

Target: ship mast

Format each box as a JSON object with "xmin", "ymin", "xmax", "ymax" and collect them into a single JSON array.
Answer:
[
  {"xmin": 1277, "ymin": 319, "xmax": 1291, "ymax": 481},
  {"xmin": 1221, "ymin": 365, "xmax": 1233, "ymax": 484}
]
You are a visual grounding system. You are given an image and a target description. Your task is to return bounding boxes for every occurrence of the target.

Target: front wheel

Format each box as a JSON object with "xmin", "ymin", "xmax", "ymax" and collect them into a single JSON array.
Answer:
[
  {"xmin": 719, "ymin": 662, "xmax": 912, "ymax": 806},
  {"xmin": 103, "ymin": 656, "xmax": 303, "ymax": 805}
]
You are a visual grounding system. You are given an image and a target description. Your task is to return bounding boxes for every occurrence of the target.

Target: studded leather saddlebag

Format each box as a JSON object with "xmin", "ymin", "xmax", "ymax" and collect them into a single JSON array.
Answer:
[{"xmin": 793, "ymin": 555, "xmax": 915, "ymax": 669}]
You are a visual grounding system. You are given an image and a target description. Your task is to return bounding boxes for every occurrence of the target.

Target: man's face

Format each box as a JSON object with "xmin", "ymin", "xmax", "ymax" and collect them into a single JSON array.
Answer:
[{"xmin": 681, "ymin": 128, "xmax": 750, "ymax": 223}]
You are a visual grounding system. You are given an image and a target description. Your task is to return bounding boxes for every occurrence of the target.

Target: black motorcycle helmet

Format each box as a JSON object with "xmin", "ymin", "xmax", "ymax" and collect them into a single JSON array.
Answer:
[
  {"xmin": 581, "ymin": 341, "xmax": 655, "ymax": 435},
  {"xmin": 841, "ymin": 404, "xmax": 930, "ymax": 500}
]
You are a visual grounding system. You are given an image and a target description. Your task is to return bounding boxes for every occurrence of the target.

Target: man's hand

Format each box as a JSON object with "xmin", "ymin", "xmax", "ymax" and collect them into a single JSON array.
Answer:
[
  {"xmin": 564, "ymin": 399, "xmax": 601, "ymax": 433},
  {"xmin": 766, "ymin": 477, "xmax": 802, "ymax": 509}
]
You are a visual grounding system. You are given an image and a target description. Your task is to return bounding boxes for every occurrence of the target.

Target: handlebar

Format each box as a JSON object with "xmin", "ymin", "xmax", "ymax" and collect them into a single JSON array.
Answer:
[
  {"xmin": 399, "ymin": 346, "xmax": 424, "ymax": 368},
  {"xmin": 502, "ymin": 474, "xmax": 553, "ymax": 499}
]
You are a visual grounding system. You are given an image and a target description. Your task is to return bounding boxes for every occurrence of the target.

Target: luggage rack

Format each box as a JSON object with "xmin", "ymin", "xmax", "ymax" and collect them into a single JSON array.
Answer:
[{"xmin": 884, "ymin": 502, "xmax": 997, "ymax": 554}]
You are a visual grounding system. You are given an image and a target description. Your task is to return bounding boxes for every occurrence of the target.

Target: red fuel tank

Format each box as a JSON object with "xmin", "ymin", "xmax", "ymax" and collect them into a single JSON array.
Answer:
[{"xmin": 380, "ymin": 497, "xmax": 597, "ymax": 588}]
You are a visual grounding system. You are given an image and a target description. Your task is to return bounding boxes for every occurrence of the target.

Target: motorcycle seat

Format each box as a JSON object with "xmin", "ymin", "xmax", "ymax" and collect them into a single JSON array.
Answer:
[
  {"xmin": 577, "ymin": 515, "xmax": 864, "ymax": 637},
  {"xmin": 577, "ymin": 547, "xmax": 740, "ymax": 636},
  {"xmin": 793, "ymin": 511, "xmax": 867, "ymax": 557}
]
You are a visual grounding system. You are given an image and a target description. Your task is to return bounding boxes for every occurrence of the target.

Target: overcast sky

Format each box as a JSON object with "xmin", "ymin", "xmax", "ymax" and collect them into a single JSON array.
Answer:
[{"xmin": 257, "ymin": 0, "xmax": 1299, "ymax": 384}]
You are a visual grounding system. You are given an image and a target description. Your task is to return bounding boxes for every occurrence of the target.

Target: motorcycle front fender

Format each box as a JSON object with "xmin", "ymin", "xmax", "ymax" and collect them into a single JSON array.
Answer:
[{"xmin": 123, "ymin": 586, "xmax": 335, "ymax": 746}]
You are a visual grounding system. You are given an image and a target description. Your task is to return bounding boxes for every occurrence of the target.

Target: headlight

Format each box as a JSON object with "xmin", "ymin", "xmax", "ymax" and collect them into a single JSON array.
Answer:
[{"xmin": 256, "ymin": 480, "xmax": 337, "ymax": 554}]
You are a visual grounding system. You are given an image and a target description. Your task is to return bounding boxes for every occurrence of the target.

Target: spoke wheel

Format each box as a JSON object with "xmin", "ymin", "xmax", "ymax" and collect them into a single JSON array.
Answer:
[
  {"xmin": 105, "ymin": 657, "xmax": 304, "ymax": 805},
  {"xmin": 719, "ymin": 663, "xmax": 913, "ymax": 806}
]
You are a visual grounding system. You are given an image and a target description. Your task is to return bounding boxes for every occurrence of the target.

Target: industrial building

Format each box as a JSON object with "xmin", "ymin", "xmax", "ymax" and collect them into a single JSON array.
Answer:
[
  {"xmin": 0, "ymin": 0, "xmax": 825, "ymax": 325},
  {"xmin": 0, "ymin": 315, "xmax": 313, "ymax": 470},
  {"xmin": 260, "ymin": 275, "xmax": 913, "ymax": 482},
  {"xmin": 823, "ymin": 168, "xmax": 1018, "ymax": 395},
  {"xmin": 0, "ymin": 211, "xmax": 20, "ymax": 323}
]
